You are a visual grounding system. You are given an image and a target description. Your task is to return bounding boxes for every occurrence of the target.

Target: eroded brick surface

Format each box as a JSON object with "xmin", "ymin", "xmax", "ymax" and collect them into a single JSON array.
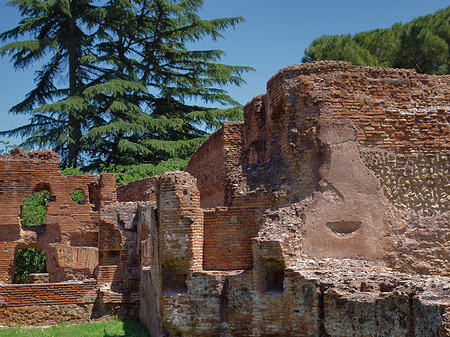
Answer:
[{"xmin": 148, "ymin": 61, "xmax": 450, "ymax": 336}]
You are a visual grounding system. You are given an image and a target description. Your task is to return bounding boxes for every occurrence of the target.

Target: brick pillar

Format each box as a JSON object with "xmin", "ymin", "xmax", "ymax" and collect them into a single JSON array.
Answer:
[
  {"xmin": 99, "ymin": 173, "xmax": 117, "ymax": 207},
  {"xmin": 157, "ymin": 172, "xmax": 203, "ymax": 273}
]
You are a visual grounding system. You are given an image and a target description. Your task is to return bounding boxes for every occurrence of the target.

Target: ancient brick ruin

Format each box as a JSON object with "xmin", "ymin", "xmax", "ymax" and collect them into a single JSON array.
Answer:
[{"xmin": 1, "ymin": 61, "xmax": 450, "ymax": 336}]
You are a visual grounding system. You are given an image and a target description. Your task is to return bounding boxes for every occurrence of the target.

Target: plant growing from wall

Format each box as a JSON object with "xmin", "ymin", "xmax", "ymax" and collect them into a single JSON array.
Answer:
[
  {"xmin": 14, "ymin": 248, "xmax": 47, "ymax": 284},
  {"xmin": 21, "ymin": 190, "xmax": 50, "ymax": 226}
]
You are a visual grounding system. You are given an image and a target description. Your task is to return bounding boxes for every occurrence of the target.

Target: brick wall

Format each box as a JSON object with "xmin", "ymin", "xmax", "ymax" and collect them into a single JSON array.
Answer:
[
  {"xmin": 151, "ymin": 62, "xmax": 450, "ymax": 335},
  {"xmin": 203, "ymin": 192, "xmax": 270, "ymax": 271},
  {"xmin": 157, "ymin": 172, "xmax": 204, "ymax": 272},
  {"xmin": 0, "ymin": 150, "xmax": 132, "ymax": 326},
  {"xmin": 117, "ymin": 177, "xmax": 157, "ymax": 202},
  {"xmin": 243, "ymin": 94, "xmax": 268, "ymax": 164},
  {"xmin": 267, "ymin": 61, "xmax": 450, "ymax": 152},
  {"xmin": 186, "ymin": 122, "xmax": 244, "ymax": 208},
  {"xmin": 0, "ymin": 280, "xmax": 97, "ymax": 325},
  {"xmin": 0, "ymin": 150, "xmax": 116, "ymax": 283}
]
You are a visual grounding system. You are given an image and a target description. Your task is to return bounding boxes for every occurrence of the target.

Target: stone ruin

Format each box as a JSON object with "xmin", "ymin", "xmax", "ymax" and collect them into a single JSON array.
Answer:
[{"xmin": 0, "ymin": 61, "xmax": 450, "ymax": 336}]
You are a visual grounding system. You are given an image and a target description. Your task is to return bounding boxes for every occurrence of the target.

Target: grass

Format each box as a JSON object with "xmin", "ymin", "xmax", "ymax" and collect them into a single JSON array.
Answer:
[{"xmin": 0, "ymin": 319, "xmax": 150, "ymax": 337}]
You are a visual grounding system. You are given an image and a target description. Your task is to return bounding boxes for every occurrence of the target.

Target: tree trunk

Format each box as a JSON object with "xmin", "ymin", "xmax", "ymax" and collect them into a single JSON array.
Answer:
[{"xmin": 67, "ymin": 0, "xmax": 81, "ymax": 168}]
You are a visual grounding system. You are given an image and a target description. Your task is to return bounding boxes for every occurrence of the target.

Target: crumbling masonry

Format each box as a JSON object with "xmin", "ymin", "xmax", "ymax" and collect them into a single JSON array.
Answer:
[{"xmin": 1, "ymin": 61, "xmax": 450, "ymax": 336}]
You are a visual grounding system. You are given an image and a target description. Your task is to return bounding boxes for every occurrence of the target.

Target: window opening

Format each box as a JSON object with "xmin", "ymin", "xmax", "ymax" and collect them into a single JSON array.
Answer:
[
  {"xmin": 262, "ymin": 260, "xmax": 285, "ymax": 294},
  {"xmin": 14, "ymin": 248, "xmax": 47, "ymax": 284},
  {"xmin": 21, "ymin": 189, "xmax": 50, "ymax": 227},
  {"xmin": 71, "ymin": 189, "xmax": 86, "ymax": 204},
  {"xmin": 162, "ymin": 266, "xmax": 187, "ymax": 295},
  {"xmin": 265, "ymin": 270, "xmax": 284, "ymax": 294}
]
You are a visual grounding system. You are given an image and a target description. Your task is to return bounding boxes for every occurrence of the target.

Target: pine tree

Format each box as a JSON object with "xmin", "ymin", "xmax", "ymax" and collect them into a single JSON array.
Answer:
[
  {"xmin": 0, "ymin": 0, "xmax": 99, "ymax": 167},
  {"xmin": 1, "ymin": 0, "xmax": 253, "ymax": 169},
  {"xmin": 302, "ymin": 6, "xmax": 450, "ymax": 75},
  {"xmin": 82, "ymin": 0, "xmax": 251, "ymax": 169}
]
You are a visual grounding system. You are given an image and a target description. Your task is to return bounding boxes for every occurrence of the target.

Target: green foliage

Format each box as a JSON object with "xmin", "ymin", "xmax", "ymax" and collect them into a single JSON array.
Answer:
[
  {"xmin": 14, "ymin": 248, "xmax": 46, "ymax": 284},
  {"xmin": 302, "ymin": 6, "xmax": 450, "ymax": 74},
  {"xmin": 104, "ymin": 157, "xmax": 189, "ymax": 184},
  {"xmin": 1, "ymin": 0, "xmax": 253, "ymax": 169},
  {"xmin": 60, "ymin": 155, "xmax": 187, "ymax": 184},
  {"xmin": 0, "ymin": 141, "xmax": 30, "ymax": 155},
  {"xmin": 0, "ymin": 140, "xmax": 15, "ymax": 155},
  {"xmin": 71, "ymin": 189, "xmax": 85, "ymax": 203},
  {"xmin": 21, "ymin": 190, "xmax": 50, "ymax": 227},
  {"xmin": 302, "ymin": 34, "xmax": 380, "ymax": 66},
  {"xmin": 0, "ymin": 319, "xmax": 149, "ymax": 336},
  {"xmin": 61, "ymin": 167, "xmax": 85, "ymax": 176}
]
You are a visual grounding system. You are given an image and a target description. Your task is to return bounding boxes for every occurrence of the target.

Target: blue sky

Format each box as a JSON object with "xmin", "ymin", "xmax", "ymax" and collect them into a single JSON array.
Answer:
[{"xmin": 0, "ymin": 0, "xmax": 449, "ymax": 148}]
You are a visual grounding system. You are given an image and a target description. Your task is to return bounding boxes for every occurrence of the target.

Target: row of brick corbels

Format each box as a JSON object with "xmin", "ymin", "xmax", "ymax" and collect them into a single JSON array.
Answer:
[{"xmin": 156, "ymin": 172, "xmax": 204, "ymax": 273}]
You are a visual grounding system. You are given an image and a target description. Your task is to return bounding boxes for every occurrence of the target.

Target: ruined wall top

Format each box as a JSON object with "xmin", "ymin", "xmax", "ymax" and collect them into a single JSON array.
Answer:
[
  {"xmin": 256, "ymin": 60, "xmax": 450, "ymax": 153},
  {"xmin": 267, "ymin": 60, "xmax": 422, "ymax": 82},
  {"xmin": 1, "ymin": 149, "xmax": 61, "ymax": 163}
]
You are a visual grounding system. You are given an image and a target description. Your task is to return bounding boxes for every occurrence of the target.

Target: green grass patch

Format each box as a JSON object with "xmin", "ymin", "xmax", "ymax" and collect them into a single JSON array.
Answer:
[{"xmin": 0, "ymin": 319, "xmax": 150, "ymax": 337}]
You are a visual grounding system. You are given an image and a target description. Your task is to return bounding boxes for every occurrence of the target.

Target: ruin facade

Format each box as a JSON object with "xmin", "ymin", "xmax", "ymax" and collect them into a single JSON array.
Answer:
[{"xmin": 1, "ymin": 61, "xmax": 450, "ymax": 336}]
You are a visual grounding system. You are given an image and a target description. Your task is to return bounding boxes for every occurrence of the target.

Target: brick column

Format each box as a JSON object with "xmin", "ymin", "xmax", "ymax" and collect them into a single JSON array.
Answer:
[{"xmin": 157, "ymin": 172, "xmax": 203, "ymax": 273}]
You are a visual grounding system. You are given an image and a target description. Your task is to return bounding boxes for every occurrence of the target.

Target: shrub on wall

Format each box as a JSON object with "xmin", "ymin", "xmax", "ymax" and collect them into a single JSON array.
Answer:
[{"xmin": 21, "ymin": 190, "xmax": 50, "ymax": 226}]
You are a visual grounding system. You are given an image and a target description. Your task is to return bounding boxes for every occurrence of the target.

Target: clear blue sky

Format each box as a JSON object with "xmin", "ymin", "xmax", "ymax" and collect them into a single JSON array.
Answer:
[{"xmin": 1, "ymin": 0, "xmax": 449, "ymax": 148}]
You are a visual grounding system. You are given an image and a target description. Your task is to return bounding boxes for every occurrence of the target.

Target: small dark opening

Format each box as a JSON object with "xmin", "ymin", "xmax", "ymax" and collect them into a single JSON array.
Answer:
[
  {"xmin": 14, "ymin": 248, "xmax": 47, "ymax": 284},
  {"xmin": 265, "ymin": 270, "xmax": 284, "ymax": 294},
  {"xmin": 262, "ymin": 259, "xmax": 285, "ymax": 294},
  {"xmin": 88, "ymin": 183, "xmax": 100, "ymax": 211},
  {"xmin": 162, "ymin": 266, "xmax": 187, "ymax": 295}
]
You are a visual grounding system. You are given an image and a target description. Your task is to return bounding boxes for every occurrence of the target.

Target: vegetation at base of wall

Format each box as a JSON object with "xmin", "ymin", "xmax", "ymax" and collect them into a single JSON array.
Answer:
[
  {"xmin": 302, "ymin": 6, "xmax": 450, "ymax": 75},
  {"xmin": 0, "ymin": 319, "xmax": 150, "ymax": 337},
  {"xmin": 13, "ymin": 248, "xmax": 47, "ymax": 284},
  {"xmin": 103, "ymin": 158, "xmax": 189, "ymax": 184},
  {"xmin": 21, "ymin": 190, "xmax": 50, "ymax": 227},
  {"xmin": 70, "ymin": 189, "xmax": 85, "ymax": 204},
  {"xmin": 60, "ymin": 156, "xmax": 188, "ymax": 184}
]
